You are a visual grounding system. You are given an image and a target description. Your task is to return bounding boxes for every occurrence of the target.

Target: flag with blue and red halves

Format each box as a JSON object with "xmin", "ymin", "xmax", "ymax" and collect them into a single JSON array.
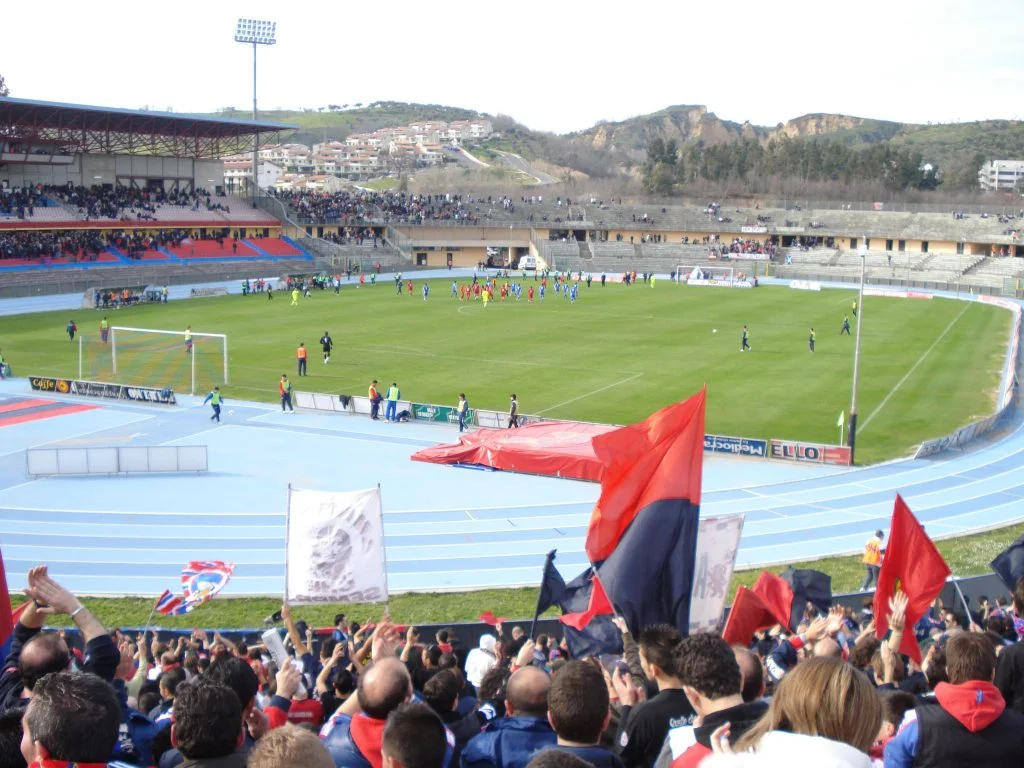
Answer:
[{"xmin": 585, "ymin": 389, "xmax": 705, "ymax": 636}]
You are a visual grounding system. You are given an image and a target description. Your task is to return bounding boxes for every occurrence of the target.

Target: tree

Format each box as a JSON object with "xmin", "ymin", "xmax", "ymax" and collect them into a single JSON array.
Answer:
[{"xmin": 0, "ymin": 74, "xmax": 7, "ymax": 97}]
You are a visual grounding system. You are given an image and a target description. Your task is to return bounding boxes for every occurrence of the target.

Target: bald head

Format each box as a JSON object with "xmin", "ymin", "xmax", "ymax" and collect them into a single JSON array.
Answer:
[
  {"xmin": 731, "ymin": 646, "xmax": 764, "ymax": 703},
  {"xmin": 813, "ymin": 637, "xmax": 843, "ymax": 659},
  {"xmin": 505, "ymin": 666, "xmax": 550, "ymax": 718},
  {"xmin": 19, "ymin": 634, "xmax": 71, "ymax": 694},
  {"xmin": 358, "ymin": 658, "xmax": 412, "ymax": 720}
]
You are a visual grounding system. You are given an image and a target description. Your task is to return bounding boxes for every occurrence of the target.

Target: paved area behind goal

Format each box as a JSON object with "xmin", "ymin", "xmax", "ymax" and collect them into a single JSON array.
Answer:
[{"xmin": 0, "ymin": 378, "xmax": 1020, "ymax": 596}]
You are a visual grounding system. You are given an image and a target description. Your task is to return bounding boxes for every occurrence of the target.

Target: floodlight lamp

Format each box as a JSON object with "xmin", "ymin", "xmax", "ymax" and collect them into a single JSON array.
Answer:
[{"xmin": 234, "ymin": 17, "xmax": 277, "ymax": 45}]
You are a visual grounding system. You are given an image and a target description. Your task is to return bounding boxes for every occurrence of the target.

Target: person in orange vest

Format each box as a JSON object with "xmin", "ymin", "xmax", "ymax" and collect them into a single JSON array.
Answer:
[
  {"xmin": 279, "ymin": 375, "xmax": 294, "ymax": 412},
  {"xmin": 296, "ymin": 343, "xmax": 308, "ymax": 377},
  {"xmin": 369, "ymin": 379, "xmax": 382, "ymax": 420},
  {"xmin": 860, "ymin": 529, "xmax": 884, "ymax": 590},
  {"xmin": 407, "ymin": 280, "xmax": 414, "ymax": 297}
]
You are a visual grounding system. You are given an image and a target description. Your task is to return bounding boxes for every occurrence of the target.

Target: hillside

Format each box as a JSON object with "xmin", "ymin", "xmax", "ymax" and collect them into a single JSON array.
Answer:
[{"xmin": 212, "ymin": 101, "xmax": 482, "ymax": 146}]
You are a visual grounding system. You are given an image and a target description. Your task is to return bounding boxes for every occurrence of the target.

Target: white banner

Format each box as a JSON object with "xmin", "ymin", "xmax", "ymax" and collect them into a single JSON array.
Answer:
[
  {"xmin": 688, "ymin": 515, "xmax": 745, "ymax": 634},
  {"xmin": 286, "ymin": 486, "xmax": 387, "ymax": 604}
]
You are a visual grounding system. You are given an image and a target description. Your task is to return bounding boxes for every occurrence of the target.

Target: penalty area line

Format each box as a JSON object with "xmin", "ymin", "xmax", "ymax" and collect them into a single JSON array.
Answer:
[
  {"xmin": 858, "ymin": 303, "xmax": 970, "ymax": 435},
  {"xmin": 534, "ymin": 372, "xmax": 644, "ymax": 415}
]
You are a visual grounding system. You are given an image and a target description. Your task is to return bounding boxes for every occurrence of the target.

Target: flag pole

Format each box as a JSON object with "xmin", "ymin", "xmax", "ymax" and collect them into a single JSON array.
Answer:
[
  {"xmin": 284, "ymin": 483, "xmax": 292, "ymax": 605},
  {"xmin": 950, "ymin": 576, "xmax": 974, "ymax": 627},
  {"xmin": 529, "ymin": 551, "xmax": 556, "ymax": 640},
  {"xmin": 377, "ymin": 483, "xmax": 391, "ymax": 619},
  {"xmin": 141, "ymin": 601, "xmax": 159, "ymax": 640}
]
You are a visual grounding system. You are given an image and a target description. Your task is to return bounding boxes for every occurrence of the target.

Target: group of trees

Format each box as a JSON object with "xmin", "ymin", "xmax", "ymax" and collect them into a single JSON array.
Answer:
[{"xmin": 642, "ymin": 135, "xmax": 962, "ymax": 195}]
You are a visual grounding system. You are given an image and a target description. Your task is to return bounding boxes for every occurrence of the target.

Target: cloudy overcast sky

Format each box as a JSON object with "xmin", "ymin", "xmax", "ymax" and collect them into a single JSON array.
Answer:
[{"xmin": 4, "ymin": 0, "xmax": 1021, "ymax": 133}]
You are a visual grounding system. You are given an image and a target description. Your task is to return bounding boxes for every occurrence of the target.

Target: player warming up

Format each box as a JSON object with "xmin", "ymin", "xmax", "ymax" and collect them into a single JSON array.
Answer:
[
  {"xmin": 809, "ymin": 327, "xmax": 816, "ymax": 352},
  {"xmin": 841, "ymin": 315, "xmax": 851, "ymax": 335},
  {"xmin": 320, "ymin": 331, "xmax": 333, "ymax": 364},
  {"xmin": 296, "ymin": 343, "xmax": 308, "ymax": 376},
  {"xmin": 741, "ymin": 325, "xmax": 750, "ymax": 352},
  {"xmin": 203, "ymin": 386, "xmax": 223, "ymax": 423},
  {"xmin": 184, "ymin": 326, "xmax": 193, "ymax": 356}
]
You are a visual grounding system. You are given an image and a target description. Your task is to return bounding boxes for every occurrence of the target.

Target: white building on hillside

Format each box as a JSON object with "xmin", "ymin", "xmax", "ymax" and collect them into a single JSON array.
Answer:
[{"xmin": 979, "ymin": 160, "xmax": 1024, "ymax": 192}]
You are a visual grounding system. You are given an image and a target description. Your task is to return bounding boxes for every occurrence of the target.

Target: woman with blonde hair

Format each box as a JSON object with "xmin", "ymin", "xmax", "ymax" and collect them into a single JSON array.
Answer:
[{"xmin": 705, "ymin": 656, "xmax": 881, "ymax": 767}]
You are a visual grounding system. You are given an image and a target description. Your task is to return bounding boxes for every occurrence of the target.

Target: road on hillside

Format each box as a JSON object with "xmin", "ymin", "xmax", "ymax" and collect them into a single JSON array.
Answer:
[{"xmin": 493, "ymin": 150, "xmax": 559, "ymax": 185}]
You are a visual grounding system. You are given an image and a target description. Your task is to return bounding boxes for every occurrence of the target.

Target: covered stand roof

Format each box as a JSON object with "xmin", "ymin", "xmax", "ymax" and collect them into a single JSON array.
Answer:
[{"xmin": 0, "ymin": 97, "xmax": 295, "ymax": 159}]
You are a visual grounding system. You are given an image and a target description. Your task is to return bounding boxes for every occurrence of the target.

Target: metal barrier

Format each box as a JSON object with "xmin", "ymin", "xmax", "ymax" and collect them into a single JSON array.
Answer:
[{"xmin": 26, "ymin": 445, "xmax": 208, "ymax": 477}]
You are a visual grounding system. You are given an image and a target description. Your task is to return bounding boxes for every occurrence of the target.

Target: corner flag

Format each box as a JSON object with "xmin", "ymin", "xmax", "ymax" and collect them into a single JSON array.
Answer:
[{"xmin": 838, "ymin": 411, "xmax": 845, "ymax": 428}]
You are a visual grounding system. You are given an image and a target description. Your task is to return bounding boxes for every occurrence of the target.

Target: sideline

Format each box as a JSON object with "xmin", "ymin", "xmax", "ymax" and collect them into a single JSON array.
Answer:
[
  {"xmin": 534, "ymin": 372, "xmax": 644, "ymax": 415},
  {"xmin": 859, "ymin": 304, "xmax": 971, "ymax": 434}
]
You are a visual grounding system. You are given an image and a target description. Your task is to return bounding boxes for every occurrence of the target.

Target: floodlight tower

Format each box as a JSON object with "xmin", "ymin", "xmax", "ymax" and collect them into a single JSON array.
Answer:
[
  {"xmin": 234, "ymin": 18, "xmax": 277, "ymax": 202},
  {"xmin": 848, "ymin": 243, "xmax": 867, "ymax": 464}
]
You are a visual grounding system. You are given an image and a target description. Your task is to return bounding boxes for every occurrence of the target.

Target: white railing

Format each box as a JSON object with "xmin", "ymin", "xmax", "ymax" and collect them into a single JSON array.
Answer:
[{"xmin": 26, "ymin": 446, "xmax": 208, "ymax": 477}]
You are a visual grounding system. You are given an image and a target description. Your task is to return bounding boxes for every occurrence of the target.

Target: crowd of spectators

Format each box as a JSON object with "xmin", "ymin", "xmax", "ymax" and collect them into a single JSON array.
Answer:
[
  {"xmin": 3, "ymin": 562, "xmax": 1024, "ymax": 768},
  {"xmin": 0, "ymin": 184, "xmax": 232, "ymax": 223},
  {"xmin": 274, "ymin": 190, "xmax": 485, "ymax": 225},
  {"xmin": 0, "ymin": 229, "xmax": 108, "ymax": 261}
]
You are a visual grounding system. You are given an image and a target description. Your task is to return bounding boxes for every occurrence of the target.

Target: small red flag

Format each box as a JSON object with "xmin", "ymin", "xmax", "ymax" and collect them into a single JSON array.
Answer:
[
  {"xmin": 752, "ymin": 571, "xmax": 797, "ymax": 631},
  {"xmin": 874, "ymin": 495, "xmax": 951, "ymax": 663},
  {"xmin": 478, "ymin": 611, "xmax": 508, "ymax": 627},
  {"xmin": 0, "ymin": 550, "xmax": 13, "ymax": 647},
  {"xmin": 559, "ymin": 573, "xmax": 614, "ymax": 631},
  {"xmin": 722, "ymin": 586, "xmax": 780, "ymax": 646}
]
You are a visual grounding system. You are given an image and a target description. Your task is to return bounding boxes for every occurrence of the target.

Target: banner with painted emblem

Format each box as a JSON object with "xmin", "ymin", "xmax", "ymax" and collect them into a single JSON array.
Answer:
[
  {"xmin": 688, "ymin": 514, "xmax": 746, "ymax": 634},
  {"xmin": 286, "ymin": 486, "xmax": 387, "ymax": 604}
]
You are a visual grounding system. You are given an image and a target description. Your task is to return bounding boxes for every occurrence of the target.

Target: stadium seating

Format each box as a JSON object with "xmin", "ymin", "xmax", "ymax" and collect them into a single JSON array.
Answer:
[
  {"xmin": 245, "ymin": 237, "xmax": 303, "ymax": 257},
  {"xmin": 163, "ymin": 239, "xmax": 259, "ymax": 260}
]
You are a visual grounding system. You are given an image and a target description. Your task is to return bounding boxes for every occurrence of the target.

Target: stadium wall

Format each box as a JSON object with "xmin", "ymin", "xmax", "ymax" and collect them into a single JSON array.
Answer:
[{"xmin": 2, "ymin": 153, "xmax": 224, "ymax": 190}]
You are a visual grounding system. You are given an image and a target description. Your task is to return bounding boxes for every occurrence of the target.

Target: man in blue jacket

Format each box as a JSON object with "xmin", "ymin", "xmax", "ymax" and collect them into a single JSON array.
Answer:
[
  {"xmin": 322, "ymin": 657, "xmax": 413, "ymax": 768},
  {"xmin": 543, "ymin": 661, "xmax": 623, "ymax": 768},
  {"xmin": 461, "ymin": 666, "xmax": 555, "ymax": 768}
]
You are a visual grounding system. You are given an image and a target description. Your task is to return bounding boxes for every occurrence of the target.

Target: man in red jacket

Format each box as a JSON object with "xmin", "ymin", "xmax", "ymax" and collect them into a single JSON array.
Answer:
[{"xmin": 885, "ymin": 632, "xmax": 1024, "ymax": 767}]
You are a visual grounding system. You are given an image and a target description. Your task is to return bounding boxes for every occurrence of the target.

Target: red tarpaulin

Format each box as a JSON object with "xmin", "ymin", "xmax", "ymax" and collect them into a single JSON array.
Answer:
[{"xmin": 410, "ymin": 421, "xmax": 615, "ymax": 482}]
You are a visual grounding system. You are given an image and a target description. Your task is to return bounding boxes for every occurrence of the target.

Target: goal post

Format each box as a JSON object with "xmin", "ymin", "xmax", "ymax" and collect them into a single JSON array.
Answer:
[
  {"xmin": 97, "ymin": 326, "xmax": 229, "ymax": 396},
  {"xmin": 674, "ymin": 264, "xmax": 735, "ymax": 285}
]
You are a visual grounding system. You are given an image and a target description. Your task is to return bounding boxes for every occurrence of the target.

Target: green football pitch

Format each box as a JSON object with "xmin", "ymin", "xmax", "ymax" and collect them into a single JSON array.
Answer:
[{"xmin": 1, "ymin": 278, "xmax": 1010, "ymax": 464}]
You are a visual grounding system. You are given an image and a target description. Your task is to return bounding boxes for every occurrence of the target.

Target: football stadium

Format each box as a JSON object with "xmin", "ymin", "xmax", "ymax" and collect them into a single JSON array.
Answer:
[{"xmin": 3, "ymin": 14, "xmax": 1024, "ymax": 765}]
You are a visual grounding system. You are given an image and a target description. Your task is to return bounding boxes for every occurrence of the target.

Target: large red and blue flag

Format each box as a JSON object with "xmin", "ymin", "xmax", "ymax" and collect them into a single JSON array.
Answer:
[{"xmin": 585, "ymin": 389, "xmax": 705, "ymax": 636}]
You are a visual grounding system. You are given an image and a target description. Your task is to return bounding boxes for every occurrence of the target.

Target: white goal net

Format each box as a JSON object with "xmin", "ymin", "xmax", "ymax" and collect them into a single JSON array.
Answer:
[{"xmin": 79, "ymin": 326, "xmax": 228, "ymax": 395}]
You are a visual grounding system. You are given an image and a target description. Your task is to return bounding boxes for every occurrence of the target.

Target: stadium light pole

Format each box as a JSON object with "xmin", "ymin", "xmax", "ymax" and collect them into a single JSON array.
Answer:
[
  {"xmin": 848, "ymin": 244, "xmax": 867, "ymax": 464},
  {"xmin": 234, "ymin": 18, "xmax": 277, "ymax": 203}
]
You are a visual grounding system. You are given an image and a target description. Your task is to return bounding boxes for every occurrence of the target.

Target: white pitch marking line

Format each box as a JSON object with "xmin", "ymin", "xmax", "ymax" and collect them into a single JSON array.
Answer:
[
  {"xmin": 534, "ymin": 372, "xmax": 645, "ymax": 415},
  {"xmin": 859, "ymin": 304, "xmax": 970, "ymax": 434}
]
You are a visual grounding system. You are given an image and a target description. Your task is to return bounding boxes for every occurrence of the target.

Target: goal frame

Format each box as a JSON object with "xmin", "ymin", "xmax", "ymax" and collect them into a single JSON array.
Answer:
[
  {"xmin": 110, "ymin": 326, "xmax": 228, "ymax": 395},
  {"xmin": 674, "ymin": 264, "xmax": 735, "ymax": 285}
]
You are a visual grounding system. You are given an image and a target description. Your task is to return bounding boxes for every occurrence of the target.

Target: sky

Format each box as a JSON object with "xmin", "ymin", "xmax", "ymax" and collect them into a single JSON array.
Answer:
[{"xmin": 4, "ymin": 0, "xmax": 1022, "ymax": 134}]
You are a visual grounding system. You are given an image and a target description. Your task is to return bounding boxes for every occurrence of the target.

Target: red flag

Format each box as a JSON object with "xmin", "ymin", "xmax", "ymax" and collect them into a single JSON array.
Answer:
[
  {"xmin": 874, "ymin": 495, "xmax": 951, "ymax": 663},
  {"xmin": 0, "ymin": 550, "xmax": 12, "ymax": 646},
  {"xmin": 559, "ymin": 573, "xmax": 614, "ymax": 630},
  {"xmin": 722, "ymin": 586, "xmax": 780, "ymax": 645},
  {"xmin": 585, "ymin": 390, "xmax": 705, "ymax": 562},
  {"xmin": 752, "ymin": 571, "xmax": 796, "ymax": 631},
  {"xmin": 478, "ymin": 611, "xmax": 508, "ymax": 627}
]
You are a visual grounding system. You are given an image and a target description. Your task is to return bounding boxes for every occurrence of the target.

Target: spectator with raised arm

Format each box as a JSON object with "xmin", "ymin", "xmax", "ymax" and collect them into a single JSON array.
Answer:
[{"xmin": 0, "ymin": 565, "xmax": 119, "ymax": 713}]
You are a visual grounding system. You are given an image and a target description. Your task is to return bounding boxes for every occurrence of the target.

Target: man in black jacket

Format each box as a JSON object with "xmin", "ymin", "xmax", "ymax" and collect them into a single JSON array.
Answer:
[
  {"xmin": 671, "ymin": 633, "xmax": 768, "ymax": 766},
  {"xmin": 994, "ymin": 577, "xmax": 1024, "ymax": 714},
  {"xmin": 610, "ymin": 625, "xmax": 694, "ymax": 768},
  {"xmin": 0, "ymin": 565, "xmax": 119, "ymax": 714}
]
